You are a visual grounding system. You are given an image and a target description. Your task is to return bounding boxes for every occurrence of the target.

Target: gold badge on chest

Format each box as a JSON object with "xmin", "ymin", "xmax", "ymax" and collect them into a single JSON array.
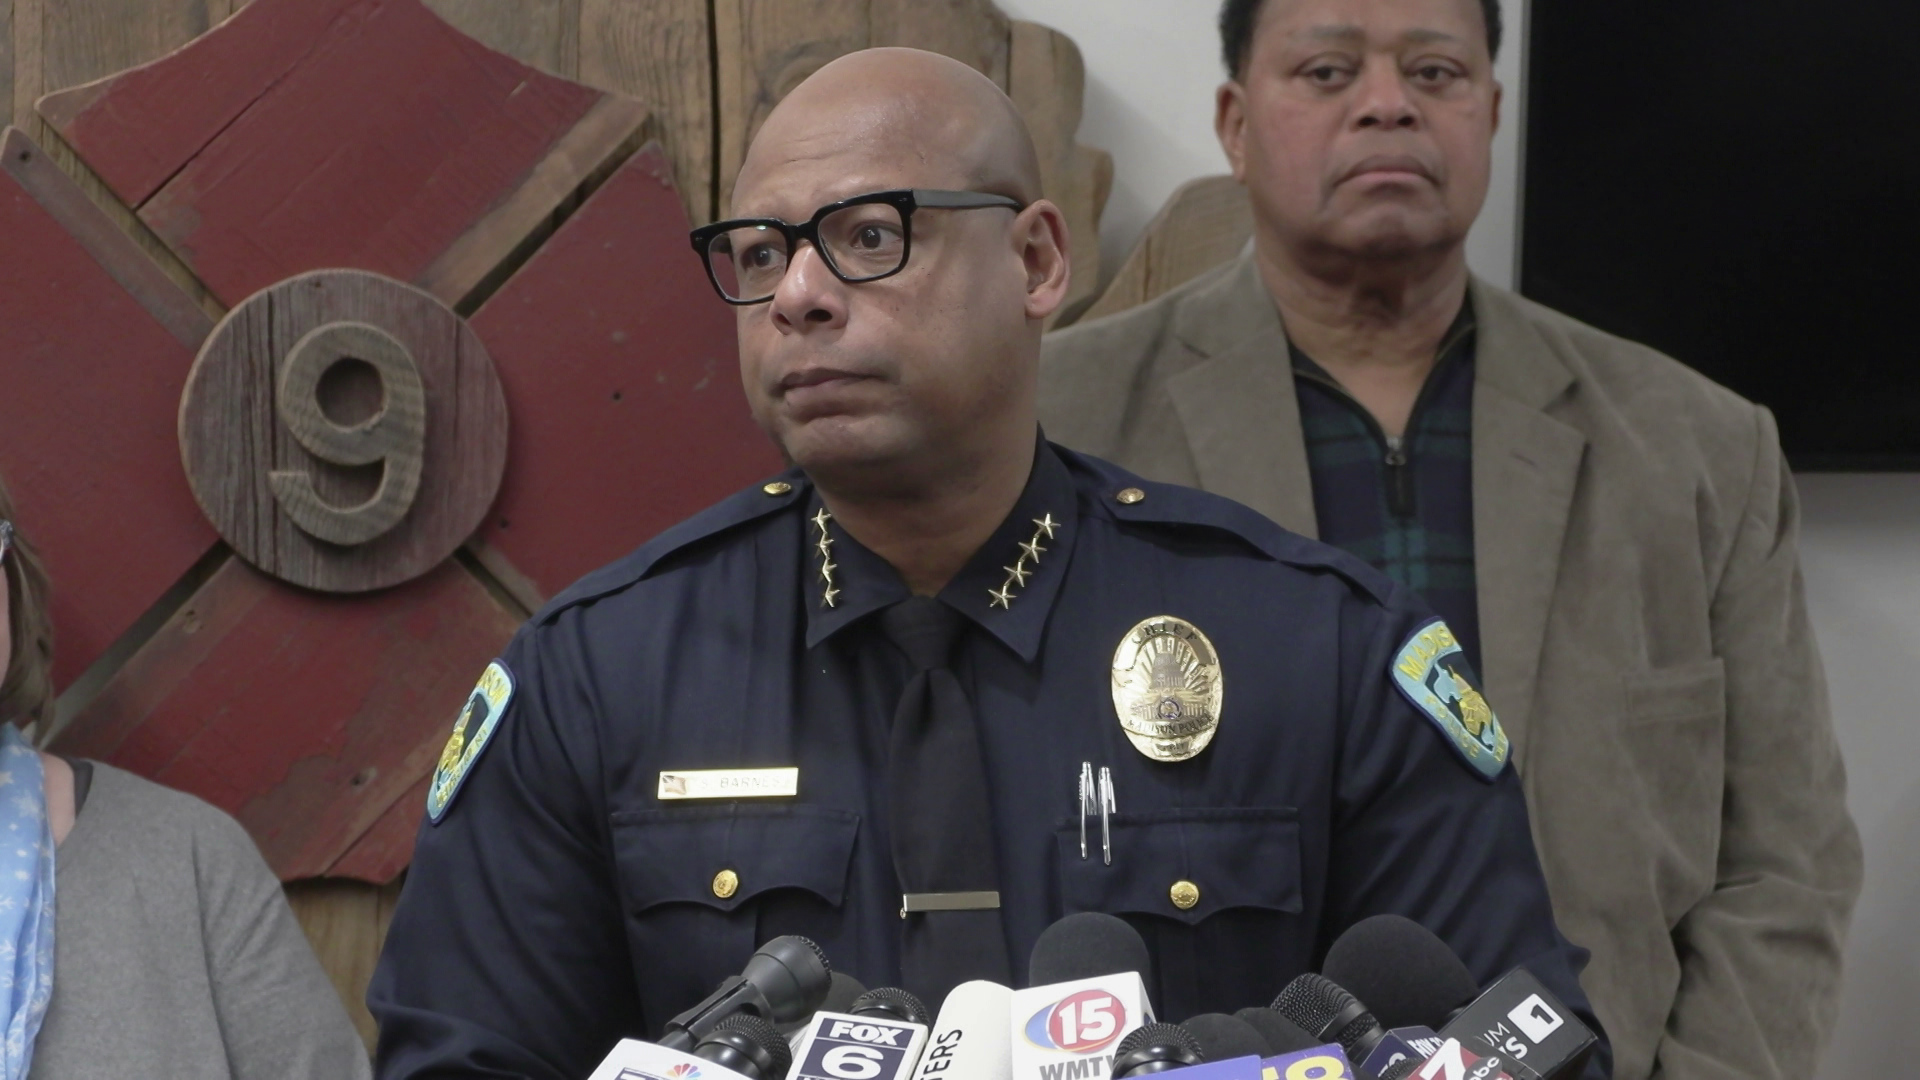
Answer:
[{"xmin": 1111, "ymin": 616, "xmax": 1224, "ymax": 762}]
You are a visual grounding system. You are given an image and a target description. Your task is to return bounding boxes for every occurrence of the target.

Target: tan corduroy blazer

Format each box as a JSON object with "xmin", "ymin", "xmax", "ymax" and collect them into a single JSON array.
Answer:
[{"xmin": 1039, "ymin": 252, "xmax": 1862, "ymax": 1080}]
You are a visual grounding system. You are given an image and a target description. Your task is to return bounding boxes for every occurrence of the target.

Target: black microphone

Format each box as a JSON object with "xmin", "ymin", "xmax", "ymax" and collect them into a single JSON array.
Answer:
[
  {"xmin": 819, "ymin": 971, "xmax": 870, "ymax": 1016},
  {"xmin": 1323, "ymin": 916, "xmax": 1481, "ymax": 1030},
  {"xmin": 1436, "ymin": 967, "xmax": 1596, "ymax": 1079},
  {"xmin": 851, "ymin": 987, "xmax": 933, "ymax": 1027},
  {"xmin": 660, "ymin": 935, "xmax": 833, "ymax": 1050},
  {"xmin": 1233, "ymin": 1007, "xmax": 1320, "ymax": 1056},
  {"xmin": 1109, "ymin": 1022, "xmax": 1204, "ymax": 1077},
  {"xmin": 1028, "ymin": 911, "xmax": 1154, "ymax": 986},
  {"xmin": 1272, "ymin": 973, "xmax": 1386, "ymax": 1060},
  {"xmin": 693, "ymin": 1013, "xmax": 794, "ymax": 1080},
  {"xmin": 1180, "ymin": 1013, "xmax": 1272, "ymax": 1061}
]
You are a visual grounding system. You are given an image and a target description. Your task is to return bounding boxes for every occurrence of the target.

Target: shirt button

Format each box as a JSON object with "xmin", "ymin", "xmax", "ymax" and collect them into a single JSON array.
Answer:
[
  {"xmin": 1169, "ymin": 879, "xmax": 1199, "ymax": 910},
  {"xmin": 762, "ymin": 481, "xmax": 793, "ymax": 496},
  {"xmin": 1116, "ymin": 487, "xmax": 1146, "ymax": 505},
  {"xmin": 712, "ymin": 869, "xmax": 740, "ymax": 899}
]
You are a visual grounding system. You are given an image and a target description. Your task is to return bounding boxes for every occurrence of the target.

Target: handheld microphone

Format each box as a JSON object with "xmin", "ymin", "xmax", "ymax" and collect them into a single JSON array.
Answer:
[
  {"xmin": 1359, "ymin": 1027, "xmax": 1446, "ymax": 1078},
  {"xmin": 1233, "ymin": 1008, "xmax": 1319, "ymax": 1056},
  {"xmin": 821, "ymin": 972, "xmax": 872, "ymax": 1016},
  {"xmin": 1180, "ymin": 1014, "xmax": 1271, "ymax": 1061},
  {"xmin": 1272, "ymin": 974, "xmax": 1386, "ymax": 1061},
  {"xmin": 588, "ymin": 1013, "xmax": 794, "ymax": 1080},
  {"xmin": 659, "ymin": 935, "xmax": 832, "ymax": 1051},
  {"xmin": 915, "ymin": 980, "xmax": 1013, "ymax": 1080},
  {"xmin": 790, "ymin": 997, "xmax": 931, "ymax": 1080},
  {"xmin": 1435, "ymin": 968, "xmax": 1594, "ymax": 1079},
  {"xmin": 1028, "ymin": 912, "xmax": 1153, "ymax": 988},
  {"xmin": 1110, "ymin": 1022, "xmax": 1204, "ymax": 1077},
  {"xmin": 1322, "ymin": 916, "xmax": 1480, "ymax": 1031}
]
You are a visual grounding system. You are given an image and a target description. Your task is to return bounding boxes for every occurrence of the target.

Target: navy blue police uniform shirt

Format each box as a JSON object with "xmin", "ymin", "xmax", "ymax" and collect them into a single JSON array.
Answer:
[{"xmin": 369, "ymin": 440, "xmax": 1608, "ymax": 1080}]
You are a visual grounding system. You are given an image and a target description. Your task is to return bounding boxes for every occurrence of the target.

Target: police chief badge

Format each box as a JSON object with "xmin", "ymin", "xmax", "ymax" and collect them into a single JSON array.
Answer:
[
  {"xmin": 1390, "ymin": 619, "xmax": 1509, "ymax": 781},
  {"xmin": 427, "ymin": 660, "xmax": 515, "ymax": 823},
  {"xmin": 1111, "ymin": 616, "xmax": 1224, "ymax": 762}
]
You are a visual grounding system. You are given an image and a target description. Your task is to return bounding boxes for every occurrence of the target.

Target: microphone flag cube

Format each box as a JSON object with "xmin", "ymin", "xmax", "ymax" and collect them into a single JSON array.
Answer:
[
  {"xmin": 1009, "ymin": 972, "xmax": 1154, "ymax": 1080},
  {"xmin": 790, "ymin": 1011, "xmax": 930, "ymax": 1080},
  {"xmin": 1262, "ymin": 1045, "xmax": 1357, "ymax": 1080}
]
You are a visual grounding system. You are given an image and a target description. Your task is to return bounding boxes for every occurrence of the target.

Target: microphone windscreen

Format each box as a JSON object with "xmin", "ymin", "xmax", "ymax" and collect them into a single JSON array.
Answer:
[
  {"xmin": 852, "ymin": 987, "xmax": 931, "ymax": 1027},
  {"xmin": 1027, "ymin": 912, "xmax": 1152, "ymax": 987},
  {"xmin": 820, "ymin": 971, "xmax": 869, "ymax": 1016},
  {"xmin": 1234, "ymin": 1008, "xmax": 1320, "ymax": 1054},
  {"xmin": 1323, "ymin": 915, "xmax": 1479, "ymax": 1030},
  {"xmin": 1181, "ymin": 1012, "xmax": 1272, "ymax": 1061},
  {"xmin": 918, "ymin": 980, "xmax": 1013, "ymax": 1080}
]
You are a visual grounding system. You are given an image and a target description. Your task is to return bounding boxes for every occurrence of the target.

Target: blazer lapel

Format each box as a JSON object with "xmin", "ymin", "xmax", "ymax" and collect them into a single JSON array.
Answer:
[
  {"xmin": 1162, "ymin": 253, "xmax": 1319, "ymax": 536},
  {"xmin": 1469, "ymin": 279, "xmax": 1586, "ymax": 763}
]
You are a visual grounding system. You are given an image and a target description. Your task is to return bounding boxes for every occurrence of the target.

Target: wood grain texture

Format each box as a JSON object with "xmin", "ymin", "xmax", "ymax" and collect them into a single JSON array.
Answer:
[
  {"xmin": 0, "ymin": 126, "xmax": 218, "ymax": 690},
  {"xmin": 1, "ymin": 0, "xmax": 15, "ymax": 129},
  {"xmin": 38, "ymin": 0, "xmax": 210, "ymax": 96},
  {"xmin": 39, "ymin": 0, "xmax": 626, "ymax": 308},
  {"xmin": 578, "ymin": 0, "xmax": 710, "ymax": 221},
  {"xmin": 471, "ymin": 142, "xmax": 781, "ymax": 602},
  {"xmin": 423, "ymin": 0, "xmax": 574, "ymax": 76},
  {"xmin": 181, "ymin": 269, "xmax": 508, "ymax": 594},
  {"xmin": 870, "ymin": 0, "xmax": 1008, "ymax": 88},
  {"xmin": 1072, "ymin": 174, "xmax": 1253, "ymax": 325},
  {"xmin": 49, "ymin": 556, "xmax": 520, "ymax": 881},
  {"xmin": 712, "ymin": 0, "xmax": 868, "ymax": 216},
  {"xmin": 1007, "ymin": 19, "xmax": 1112, "ymax": 324},
  {"xmin": 286, "ymin": 875, "xmax": 405, "ymax": 1052}
]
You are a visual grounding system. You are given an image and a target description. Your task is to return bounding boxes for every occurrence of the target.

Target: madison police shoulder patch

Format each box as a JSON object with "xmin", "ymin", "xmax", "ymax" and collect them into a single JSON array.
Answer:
[
  {"xmin": 1390, "ymin": 619, "xmax": 1509, "ymax": 781},
  {"xmin": 428, "ymin": 660, "xmax": 514, "ymax": 823}
]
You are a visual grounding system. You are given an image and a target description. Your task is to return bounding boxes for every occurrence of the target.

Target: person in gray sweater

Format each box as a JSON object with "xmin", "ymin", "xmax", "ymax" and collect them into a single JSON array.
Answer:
[{"xmin": 0, "ymin": 480, "xmax": 370, "ymax": 1080}]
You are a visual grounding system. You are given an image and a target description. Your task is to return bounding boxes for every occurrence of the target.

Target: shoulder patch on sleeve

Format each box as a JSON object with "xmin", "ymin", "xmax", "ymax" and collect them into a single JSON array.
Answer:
[
  {"xmin": 1389, "ymin": 619, "xmax": 1509, "ymax": 781},
  {"xmin": 428, "ymin": 660, "xmax": 515, "ymax": 823}
]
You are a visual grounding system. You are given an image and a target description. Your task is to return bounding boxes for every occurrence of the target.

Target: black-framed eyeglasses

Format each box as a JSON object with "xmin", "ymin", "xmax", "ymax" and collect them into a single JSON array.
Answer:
[
  {"xmin": 0, "ymin": 520, "xmax": 12, "ymax": 567},
  {"xmin": 689, "ymin": 188, "xmax": 1025, "ymax": 305}
]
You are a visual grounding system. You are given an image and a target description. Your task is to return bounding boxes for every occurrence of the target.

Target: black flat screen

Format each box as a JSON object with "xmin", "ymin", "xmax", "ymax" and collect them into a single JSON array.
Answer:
[{"xmin": 1522, "ymin": 5, "xmax": 1920, "ymax": 469}]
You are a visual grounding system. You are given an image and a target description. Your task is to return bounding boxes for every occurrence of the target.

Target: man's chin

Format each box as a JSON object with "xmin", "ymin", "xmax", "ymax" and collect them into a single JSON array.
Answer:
[
  {"xmin": 1317, "ymin": 210, "xmax": 1461, "ymax": 262},
  {"xmin": 776, "ymin": 416, "xmax": 915, "ymax": 485}
]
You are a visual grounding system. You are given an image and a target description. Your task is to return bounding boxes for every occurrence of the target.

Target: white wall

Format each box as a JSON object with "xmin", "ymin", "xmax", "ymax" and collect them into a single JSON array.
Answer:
[
  {"xmin": 995, "ymin": 0, "xmax": 1527, "ymax": 289},
  {"xmin": 1005, "ymin": 0, "xmax": 1914, "ymax": 1070}
]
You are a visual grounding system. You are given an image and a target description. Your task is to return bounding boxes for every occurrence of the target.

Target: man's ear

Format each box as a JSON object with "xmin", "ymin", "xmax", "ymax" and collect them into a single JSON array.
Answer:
[
  {"xmin": 1016, "ymin": 199, "xmax": 1072, "ymax": 322},
  {"xmin": 1216, "ymin": 81, "xmax": 1250, "ymax": 183},
  {"xmin": 1490, "ymin": 79, "xmax": 1503, "ymax": 137}
]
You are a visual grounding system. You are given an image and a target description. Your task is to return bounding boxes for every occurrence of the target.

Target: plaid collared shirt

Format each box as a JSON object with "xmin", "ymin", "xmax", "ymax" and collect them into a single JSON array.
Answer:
[{"xmin": 1292, "ymin": 303, "xmax": 1482, "ymax": 673}]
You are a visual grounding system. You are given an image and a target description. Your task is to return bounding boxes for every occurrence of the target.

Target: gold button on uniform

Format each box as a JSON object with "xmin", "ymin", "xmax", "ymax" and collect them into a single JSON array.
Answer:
[
  {"xmin": 1116, "ymin": 487, "xmax": 1146, "ymax": 505},
  {"xmin": 712, "ymin": 869, "xmax": 740, "ymax": 899},
  {"xmin": 762, "ymin": 481, "xmax": 793, "ymax": 496},
  {"xmin": 1169, "ymin": 879, "xmax": 1199, "ymax": 910}
]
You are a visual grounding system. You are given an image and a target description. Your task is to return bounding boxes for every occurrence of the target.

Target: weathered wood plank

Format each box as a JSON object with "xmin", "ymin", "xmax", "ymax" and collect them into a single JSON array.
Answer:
[
  {"xmin": 39, "ymin": 0, "xmax": 210, "ymax": 96},
  {"xmin": 286, "ymin": 875, "xmax": 405, "ymax": 1052},
  {"xmin": 38, "ymin": 0, "xmax": 639, "ymax": 309},
  {"xmin": 0, "ymin": 126, "xmax": 218, "ymax": 689},
  {"xmin": 870, "ymin": 0, "xmax": 1009, "ymax": 88},
  {"xmin": 423, "ymin": 0, "xmax": 576, "ymax": 77},
  {"xmin": 1, "ymin": 0, "xmax": 15, "ymax": 130},
  {"xmin": 712, "ymin": 0, "xmax": 869, "ymax": 215},
  {"xmin": 470, "ymin": 142, "xmax": 781, "ymax": 602},
  {"xmin": 578, "ymin": 0, "xmax": 710, "ymax": 221},
  {"xmin": 1072, "ymin": 174, "xmax": 1253, "ymax": 326},
  {"xmin": 1008, "ymin": 19, "xmax": 1112, "ymax": 324},
  {"xmin": 49, "ymin": 557, "xmax": 520, "ymax": 881}
]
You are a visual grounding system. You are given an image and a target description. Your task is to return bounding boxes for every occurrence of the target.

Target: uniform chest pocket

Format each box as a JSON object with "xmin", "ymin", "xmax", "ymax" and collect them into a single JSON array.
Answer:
[
  {"xmin": 609, "ymin": 805, "xmax": 859, "ymax": 1032},
  {"xmin": 1054, "ymin": 807, "xmax": 1303, "ymax": 926}
]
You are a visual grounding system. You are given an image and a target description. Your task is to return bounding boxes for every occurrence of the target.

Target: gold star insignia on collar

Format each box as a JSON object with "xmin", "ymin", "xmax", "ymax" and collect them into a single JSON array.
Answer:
[
  {"xmin": 988, "ymin": 511, "xmax": 1060, "ymax": 611},
  {"xmin": 811, "ymin": 508, "xmax": 839, "ymax": 608}
]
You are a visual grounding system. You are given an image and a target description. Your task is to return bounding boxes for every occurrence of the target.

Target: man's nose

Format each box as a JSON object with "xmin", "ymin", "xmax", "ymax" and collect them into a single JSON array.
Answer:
[
  {"xmin": 769, "ymin": 242, "xmax": 849, "ymax": 332},
  {"xmin": 1353, "ymin": 61, "xmax": 1421, "ymax": 130}
]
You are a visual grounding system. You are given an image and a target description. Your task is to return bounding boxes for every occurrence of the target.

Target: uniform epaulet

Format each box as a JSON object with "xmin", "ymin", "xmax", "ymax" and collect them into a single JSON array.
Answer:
[
  {"xmin": 1056, "ymin": 445, "xmax": 1397, "ymax": 609},
  {"xmin": 533, "ymin": 469, "xmax": 809, "ymax": 625}
]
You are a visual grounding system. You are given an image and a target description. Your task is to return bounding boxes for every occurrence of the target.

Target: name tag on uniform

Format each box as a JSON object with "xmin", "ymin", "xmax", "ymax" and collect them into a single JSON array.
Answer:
[{"xmin": 657, "ymin": 768, "xmax": 799, "ymax": 800}]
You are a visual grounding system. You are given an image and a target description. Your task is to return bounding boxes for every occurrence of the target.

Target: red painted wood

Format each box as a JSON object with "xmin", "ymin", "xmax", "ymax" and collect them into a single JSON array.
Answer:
[
  {"xmin": 42, "ymin": 0, "xmax": 604, "ymax": 307},
  {"xmin": 0, "ymin": 131, "xmax": 218, "ymax": 690},
  {"xmin": 471, "ymin": 144, "xmax": 781, "ymax": 599},
  {"xmin": 328, "ymin": 772, "xmax": 430, "ymax": 882},
  {"xmin": 50, "ymin": 557, "xmax": 519, "ymax": 881}
]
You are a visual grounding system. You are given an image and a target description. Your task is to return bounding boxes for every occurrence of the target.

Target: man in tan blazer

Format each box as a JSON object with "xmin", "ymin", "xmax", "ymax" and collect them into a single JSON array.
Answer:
[{"xmin": 1039, "ymin": 0, "xmax": 1861, "ymax": 1077}]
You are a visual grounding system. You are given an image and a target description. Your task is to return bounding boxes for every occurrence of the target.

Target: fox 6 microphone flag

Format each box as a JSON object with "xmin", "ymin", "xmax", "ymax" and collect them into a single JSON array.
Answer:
[
  {"xmin": 1009, "ymin": 972, "xmax": 1154, "ymax": 1080},
  {"xmin": 587, "ymin": 1039, "xmax": 757, "ymax": 1080},
  {"xmin": 790, "ymin": 1011, "xmax": 930, "ymax": 1080}
]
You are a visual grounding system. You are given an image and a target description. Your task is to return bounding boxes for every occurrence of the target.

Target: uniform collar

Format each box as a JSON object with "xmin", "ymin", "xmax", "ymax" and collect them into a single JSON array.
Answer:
[{"xmin": 802, "ymin": 437, "xmax": 1079, "ymax": 663}]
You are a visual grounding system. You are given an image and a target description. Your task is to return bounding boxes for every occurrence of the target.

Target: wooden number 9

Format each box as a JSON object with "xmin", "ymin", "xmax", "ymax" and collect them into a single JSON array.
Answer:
[{"xmin": 269, "ymin": 322, "xmax": 427, "ymax": 546}]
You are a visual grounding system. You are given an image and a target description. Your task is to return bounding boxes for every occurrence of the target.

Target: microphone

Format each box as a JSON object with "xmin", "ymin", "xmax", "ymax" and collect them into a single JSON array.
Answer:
[
  {"xmin": 1233, "ymin": 1008, "xmax": 1319, "ymax": 1056},
  {"xmin": 1272, "ymin": 974, "xmax": 1386, "ymax": 1061},
  {"xmin": 1180, "ymin": 1014, "xmax": 1271, "ymax": 1061},
  {"xmin": 789, "ymin": 990, "xmax": 932, "ymax": 1080},
  {"xmin": 914, "ymin": 980, "xmax": 1013, "ymax": 1080},
  {"xmin": 1110, "ymin": 1022, "xmax": 1204, "ymax": 1077},
  {"xmin": 1435, "ymin": 968, "xmax": 1595, "ymax": 1079},
  {"xmin": 588, "ymin": 1013, "xmax": 794, "ymax": 1080},
  {"xmin": 1375, "ymin": 1036, "xmax": 1540, "ymax": 1080},
  {"xmin": 1323, "ymin": 916, "xmax": 1480, "ymax": 1030},
  {"xmin": 659, "ymin": 935, "xmax": 832, "ymax": 1050},
  {"xmin": 1028, "ymin": 912, "xmax": 1153, "ymax": 987},
  {"xmin": 821, "ymin": 971, "xmax": 872, "ymax": 1016}
]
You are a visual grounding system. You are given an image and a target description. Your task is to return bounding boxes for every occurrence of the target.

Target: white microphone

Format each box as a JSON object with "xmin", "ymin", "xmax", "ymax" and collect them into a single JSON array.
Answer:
[
  {"xmin": 789, "ymin": 989, "xmax": 932, "ymax": 1080},
  {"xmin": 914, "ymin": 980, "xmax": 1014, "ymax": 1080},
  {"xmin": 588, "ymin": 1039, "xmax": 756, "ymax": 1080},
  {"xmin": 588, "ymin": 1013, "xmax": 793, "ymax": 1080}
]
